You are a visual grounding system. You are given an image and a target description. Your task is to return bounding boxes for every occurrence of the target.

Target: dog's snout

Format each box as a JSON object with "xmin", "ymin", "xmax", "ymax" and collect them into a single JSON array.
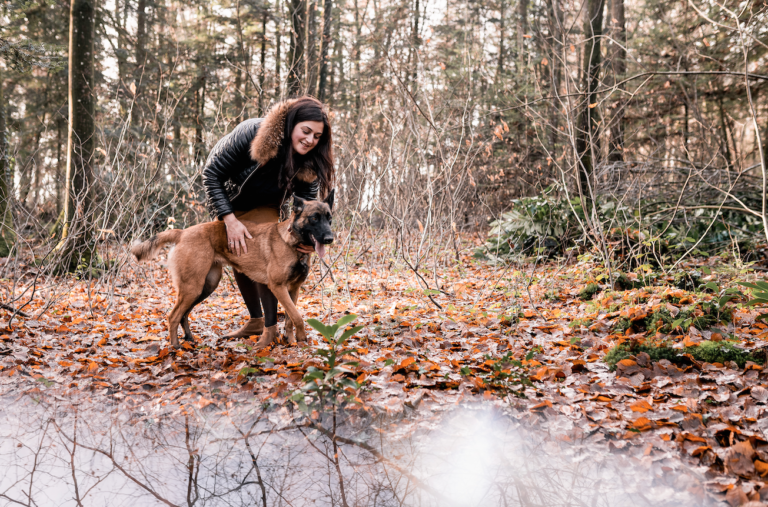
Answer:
[{"xmin": 321, "ymin": 235, "xmax": 334, "ymax": 244}]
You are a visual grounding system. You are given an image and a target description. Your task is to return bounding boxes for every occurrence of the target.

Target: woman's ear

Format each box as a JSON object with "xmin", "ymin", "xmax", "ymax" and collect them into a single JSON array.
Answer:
[
  {"xmin": 293, "ymin": 196, "xmax": 306, "ymax": 216},
  {"xmin": 324, "ymin": 189, "xmax": 335, "ymax": 211}
]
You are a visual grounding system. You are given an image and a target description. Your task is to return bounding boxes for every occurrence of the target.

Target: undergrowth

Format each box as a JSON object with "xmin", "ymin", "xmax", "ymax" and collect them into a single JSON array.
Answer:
[{"xmin": 604, "ymin": 340, "xmax": 764, "ymax": 369}]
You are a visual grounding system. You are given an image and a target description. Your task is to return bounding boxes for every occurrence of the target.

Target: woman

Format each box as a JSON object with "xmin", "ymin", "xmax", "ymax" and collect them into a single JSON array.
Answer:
[{"xmin": 202, "ymin": 96, "xmax": 334, "ymax": 341}]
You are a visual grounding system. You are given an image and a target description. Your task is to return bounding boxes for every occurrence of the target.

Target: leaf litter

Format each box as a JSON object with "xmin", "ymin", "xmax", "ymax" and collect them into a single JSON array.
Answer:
[{"xmin": 2, "ymin": 250, "xmax": 768, "ymax": 505}]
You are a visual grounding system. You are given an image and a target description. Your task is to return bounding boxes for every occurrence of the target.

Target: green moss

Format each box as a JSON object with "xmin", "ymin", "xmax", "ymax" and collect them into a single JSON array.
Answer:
[
  {"xmin": 614, "ymin": 303, "xmax": 732, "ymax": 335},
  {"xmin": 614, "ymin": 273, "xmax": 645, "ymax": 291},
  {"xmin": 614, "ymin": 317, "xmax": 632, "ymax": 333},
  {"xmin": 604, "ymin": 340, "xmax": 763, "ymax": 370},
  {"xmin": 673, "ymin": 271, "xmax": 702, "ymax": 291},
  {"xmin": 579, "ymin": 283, "xmax": 600, "ymax": 301}
]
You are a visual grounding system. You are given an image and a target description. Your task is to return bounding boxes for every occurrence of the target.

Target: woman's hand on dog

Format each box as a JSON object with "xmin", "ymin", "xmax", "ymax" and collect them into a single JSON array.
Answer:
[{"xmin": 223, "ymin": 214, "xmax": 253, "ymax": 255}]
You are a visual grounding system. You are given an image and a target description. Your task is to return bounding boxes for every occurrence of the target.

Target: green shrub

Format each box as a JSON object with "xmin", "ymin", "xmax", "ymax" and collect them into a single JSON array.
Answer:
[
  {"xmin": 579, "ymin": 283, "xmax": 600, "ymax": 301},
  {"xmin": 475, "ymin": 189, "xmax": 764, "ymax": 264}
]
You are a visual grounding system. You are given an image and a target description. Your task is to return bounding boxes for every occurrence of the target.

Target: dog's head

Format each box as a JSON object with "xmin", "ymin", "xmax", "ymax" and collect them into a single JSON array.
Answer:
[{"xmin": 291, "ymin": 189, "xmax": 335, "ymax": 258}]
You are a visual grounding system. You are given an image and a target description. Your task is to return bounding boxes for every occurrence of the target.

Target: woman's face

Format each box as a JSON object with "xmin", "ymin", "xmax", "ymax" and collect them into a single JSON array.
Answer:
[{"xmin": 291, "ymin": 121, "xmax": 324, "ymax": 156}]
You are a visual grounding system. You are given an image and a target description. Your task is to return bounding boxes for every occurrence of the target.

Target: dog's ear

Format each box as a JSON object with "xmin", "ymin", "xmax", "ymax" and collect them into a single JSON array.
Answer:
[
  {"xmin": 293, "ymin": 196, "xmax": 306, "ymax": 216},
  {"xmin": 324, "ymin": 189, "xmax": 335, "ymax": 211}
]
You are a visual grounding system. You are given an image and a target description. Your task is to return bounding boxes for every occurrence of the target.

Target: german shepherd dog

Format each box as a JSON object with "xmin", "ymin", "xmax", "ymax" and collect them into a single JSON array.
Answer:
[{"xmin": 131, "ymin": 191, "xmax": 335, "ymax": 348}]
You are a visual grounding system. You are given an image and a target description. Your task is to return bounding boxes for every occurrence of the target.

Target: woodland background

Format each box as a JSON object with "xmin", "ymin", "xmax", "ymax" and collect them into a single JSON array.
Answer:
[
  {"xmin": 0, "ymin": 0, "xmax": 766, "ymax": 278},
  {"xmin": 3, "ymin": 0, "xmax": 768, "ymax": 503}
]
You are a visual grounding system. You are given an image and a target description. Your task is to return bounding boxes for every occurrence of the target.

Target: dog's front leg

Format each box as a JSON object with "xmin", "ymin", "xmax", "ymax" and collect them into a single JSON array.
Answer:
[
  {"xmin": 271, "ymin": 285, "xmax": 306, "ymax": 343},
  {"xmin": 283, "ymin": 286, "xmax": 302, "ymax": 344}
]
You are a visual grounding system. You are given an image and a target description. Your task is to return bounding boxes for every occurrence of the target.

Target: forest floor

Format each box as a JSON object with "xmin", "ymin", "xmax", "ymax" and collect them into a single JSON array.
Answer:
[{"xmin": 2, "ymin": 245, "xmax": 768, "ymax": 505}]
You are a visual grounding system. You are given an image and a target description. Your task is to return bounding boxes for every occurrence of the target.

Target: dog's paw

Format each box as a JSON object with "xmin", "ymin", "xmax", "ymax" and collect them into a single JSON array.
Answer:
[{"xmin": 284, "ymin": 320, "xmax": 297, "ymax": 344}]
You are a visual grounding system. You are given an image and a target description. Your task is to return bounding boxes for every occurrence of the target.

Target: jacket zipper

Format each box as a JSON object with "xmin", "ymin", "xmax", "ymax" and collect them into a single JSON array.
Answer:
[{"xmin": 227, "ymin": 163, "xmax": 260, "ymax": 203}]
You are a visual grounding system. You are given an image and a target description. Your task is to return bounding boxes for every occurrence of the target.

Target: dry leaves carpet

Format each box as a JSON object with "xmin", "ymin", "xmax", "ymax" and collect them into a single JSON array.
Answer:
[{"xmin": 2, "ymin": 249, "xmax": 768, "ymax": 505}]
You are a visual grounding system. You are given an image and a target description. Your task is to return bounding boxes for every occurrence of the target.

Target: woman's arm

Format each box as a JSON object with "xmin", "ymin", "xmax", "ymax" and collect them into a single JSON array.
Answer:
[{"xmin": 202, "ymin": 120, "xmax": 261, "ymax": 219}]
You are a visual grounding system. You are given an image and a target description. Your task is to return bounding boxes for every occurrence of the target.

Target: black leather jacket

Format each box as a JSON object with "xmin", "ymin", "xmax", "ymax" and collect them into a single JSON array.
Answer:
[{"xmin": 202, "ymin": 118, "xmax": 319, "ymax": 219}]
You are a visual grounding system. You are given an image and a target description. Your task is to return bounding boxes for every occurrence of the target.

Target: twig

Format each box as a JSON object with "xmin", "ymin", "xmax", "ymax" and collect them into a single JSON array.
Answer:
[{"xmin": 0, "ymin": 302, "xmax": 30, "ymax": 318}]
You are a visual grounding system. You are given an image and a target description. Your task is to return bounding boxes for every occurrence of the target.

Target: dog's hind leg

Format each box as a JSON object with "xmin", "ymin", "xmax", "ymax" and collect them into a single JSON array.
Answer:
[
  {"xmin": 168, "ymin": 293, "xmax": 197, "ymax": 349},
  {"xmin": 180, "ymin": 264, "xmax": 222, "ymax": 342}
]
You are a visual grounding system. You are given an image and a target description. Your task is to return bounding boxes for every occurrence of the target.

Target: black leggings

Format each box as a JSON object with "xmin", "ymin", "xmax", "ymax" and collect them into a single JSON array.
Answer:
[{"xmin": 232, "ymin": 270, "xmax": 279, "ymax": 327}]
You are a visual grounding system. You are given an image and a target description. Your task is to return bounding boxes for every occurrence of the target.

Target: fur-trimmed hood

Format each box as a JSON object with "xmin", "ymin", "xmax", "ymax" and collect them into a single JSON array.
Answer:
[{"xmin": 249, "ymin": 99, "xmax": 298, "ymax": 165}]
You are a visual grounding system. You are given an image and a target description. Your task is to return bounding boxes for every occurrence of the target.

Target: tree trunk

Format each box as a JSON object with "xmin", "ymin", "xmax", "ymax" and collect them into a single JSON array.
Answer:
[
  {"xmin": 134, "ymin": 0, "xmax": 148, "ymax": 129},
  {"xmin": 607, "ymin": 0, "xmax": 625, "ymax": 162},
  {"xmin": 330, "ymin": 5, "xmax": 342, "ymax": 104},
  {"xmin": 353, "ymin": 0, "xmax": 362, "ymax": 110},
  {"xmin": 62, "ymin": 0, "xmax": 96, "ymax": 263},
  {"xmin": 276, "ymin": 0, "xmax": 282, "ymax": 97},
  {"xmin": 575, "ymin": 0, "xmax": 604, "ymax": 199},
  {"xmin": 718, "ymin": 95, "xmax": 734, "ymax": 169},
  {"xmin": 317, "ymin": 0, "xmax": 333, "ymax": 101},
  {"xmin": 259, "ymin": 11, "xmax": 268, "ymax": 115},
  {"xmin": 115, "ymin": 0, "xmax": 128, "ymax": 118},
  {"xmin": 287, "ymin": 0, "xmax": 306, "ymax": 95},
  {"xmin": 306, "ymin": 0, "xmax": 318, "ymax": 95},
  {"xmin": 194, "ymin": 71, "xmax": 206, "ymax": 164},
  {"xmin": 412, "ymin": 0, "xmax": 419, "ymax": 85},
  {"xmin": 497, "ymin": 0, "xmax": 505, "ymax": 82},
  {"xmin": 235, "ymin": 0, "xmax": 249, "ymax": 121},
  {"xmin": 546, "ymin": 0, "xmax": 562, "ymax": 152},
  {"xmin": 0, "ymin": 67, "xmax": 13, "ymax": 257},
  {"xmin": 517, "ymin": 0, "xmax": 528, "ymax": 70},
  {"xmin": 55, "ymin": 116, "xmax": 65, "ymax": 215}
]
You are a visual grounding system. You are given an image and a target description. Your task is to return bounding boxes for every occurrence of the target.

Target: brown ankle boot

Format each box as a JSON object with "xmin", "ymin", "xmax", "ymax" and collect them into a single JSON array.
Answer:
[
  {"xmin": 223, "ymin": 317, "xmax": 265, "ymax": 339},
  {"xmin": 255, "ymin": 325, "xmax": 278, "ymax": 349}
]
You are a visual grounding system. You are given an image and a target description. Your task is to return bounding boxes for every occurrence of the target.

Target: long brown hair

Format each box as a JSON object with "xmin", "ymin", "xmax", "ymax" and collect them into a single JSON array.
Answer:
[{"xmin": 278, "ymin": 97, "xmax": 334, "ymax": 197}]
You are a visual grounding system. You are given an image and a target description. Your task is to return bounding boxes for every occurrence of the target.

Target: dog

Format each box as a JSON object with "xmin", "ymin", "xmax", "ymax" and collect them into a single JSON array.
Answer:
[{"xmin": 131, "ymin": 191, "xmax": 335, "ymax": 348}]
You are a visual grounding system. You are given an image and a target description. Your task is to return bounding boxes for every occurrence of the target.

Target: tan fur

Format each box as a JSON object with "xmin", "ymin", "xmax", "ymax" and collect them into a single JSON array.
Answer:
[
  {"xmin": 250, "ymin": 99, "xmax": 297, "ymax": 164},
  {"xmin": 132, "ymin": 202, "xmax": 330, "ymax": 348},
  {"xmin": 131, "ymin": 229, "xmax": 182, "ymax": 261},
  {"xmin": 248, "ymin": 100, "xmax": 320, "ymax": 186}
]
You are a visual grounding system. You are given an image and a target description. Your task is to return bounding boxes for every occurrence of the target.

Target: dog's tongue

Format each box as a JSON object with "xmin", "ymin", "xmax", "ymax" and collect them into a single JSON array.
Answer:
[{"xmin": 313, "ymin": 236, "xmax": 326, "ymax": 259}]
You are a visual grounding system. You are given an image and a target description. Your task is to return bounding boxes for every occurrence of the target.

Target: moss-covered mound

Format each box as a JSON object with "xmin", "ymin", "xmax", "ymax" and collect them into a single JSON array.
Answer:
[{"xmin": 604, "ymin": 340, "xmax": 764, "ymax": 370}]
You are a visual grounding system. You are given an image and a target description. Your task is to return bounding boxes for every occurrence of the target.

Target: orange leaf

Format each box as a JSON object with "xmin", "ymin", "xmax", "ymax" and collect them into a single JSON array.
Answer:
[
  {"xmin": 755, "ymin": 460, "xmax": 768, "ymax": 477},
  {"xmin": 631, "ymin": 417, "xmax": 653, "ymax": 432},
  {"xmin": 400, "ymin": 357, "xmax": 416, "ymax": 368},
  {"xmin": 87, "ymin": 362, "xmax": 98, "ymax": 374},
  {"xmin": 683, "ymin": 335, "xmax": 701, "ymax": 347},
  {"xmin": 530, "ymin": 400, "xmax": 552, "ymax": 411},
  {"xmin": 630, "ymin": 400, "xmax": 652, "ymax": 412}
]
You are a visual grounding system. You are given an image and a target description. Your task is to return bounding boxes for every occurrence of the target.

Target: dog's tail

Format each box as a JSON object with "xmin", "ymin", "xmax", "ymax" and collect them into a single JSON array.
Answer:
[{"xmin": 131, "ymin": 229, "xmax": 183, "ymax": 262}]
